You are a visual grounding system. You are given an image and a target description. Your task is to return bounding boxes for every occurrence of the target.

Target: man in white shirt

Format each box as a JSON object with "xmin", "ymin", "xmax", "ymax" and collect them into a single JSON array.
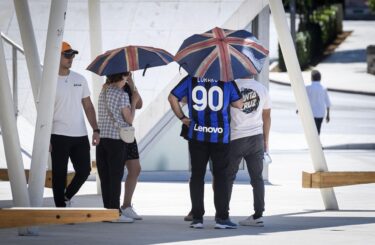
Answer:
[
  {"xmin": 227, "ymin": 77, "xmax": 271, "ymax": 227},
  {"xmin": 50, "ymin": 41, "xmax": 100, "ymax": 207},
  {"xmin": 306, "ymin": 70, "xmax": 331, "ymax": 135}
]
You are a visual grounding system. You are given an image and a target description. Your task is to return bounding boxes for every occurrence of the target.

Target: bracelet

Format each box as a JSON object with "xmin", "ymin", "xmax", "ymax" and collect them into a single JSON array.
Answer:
[
  {"xmin": 179, "ymin": 115, "xmax": 186, "ymax": 120},
  {"xmin": 93, "ymin": 129, "xmax": 100, "ymax": 134}
]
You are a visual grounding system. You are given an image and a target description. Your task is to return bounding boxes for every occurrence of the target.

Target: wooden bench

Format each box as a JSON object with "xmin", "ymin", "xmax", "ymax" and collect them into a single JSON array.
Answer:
[
  {"xmin": 0, "ymin": 208, "xmax": 118, "ymax": 228},
  {"xmin": 0, "ymin": 169, "xmax": 75, "ymax": 188},
  {"xmin": 302, "ymin": 171, "xmax": 375, "ymax": 188}
]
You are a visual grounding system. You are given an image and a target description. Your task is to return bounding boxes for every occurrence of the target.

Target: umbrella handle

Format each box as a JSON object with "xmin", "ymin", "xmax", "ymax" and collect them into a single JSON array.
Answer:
[{"xmin": 142, "ymin": 64, "xmax": 150, "ymax": 76}]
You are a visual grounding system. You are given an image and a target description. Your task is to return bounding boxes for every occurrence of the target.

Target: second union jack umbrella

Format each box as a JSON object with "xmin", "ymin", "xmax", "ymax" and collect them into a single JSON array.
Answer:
[
  {"xmin": 87, "ymin": 45, "xmax": 174, "ymax": 76},
  {"xmin": 175, "ymin": 27, "xmax": 269, "ymax": 82}
]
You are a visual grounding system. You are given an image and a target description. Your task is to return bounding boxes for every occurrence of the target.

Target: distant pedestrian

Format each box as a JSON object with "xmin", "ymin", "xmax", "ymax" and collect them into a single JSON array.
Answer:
[
  {"xmin": 227, "ymin": 77, "xmax": 271, "ymax": 227},
  {"xmin": 306, "ymin": 70, "xmax": 331, "ymax": 135}
]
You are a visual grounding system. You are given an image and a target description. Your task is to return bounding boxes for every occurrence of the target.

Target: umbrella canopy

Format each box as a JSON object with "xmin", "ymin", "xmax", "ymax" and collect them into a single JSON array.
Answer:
[
  {"xmin": 87, "ymin": 45, "xmax": 174, "ymax": 76},
  {"xmin": 175, "ymin": 27, "xmax": 269, "ymax": 82}
]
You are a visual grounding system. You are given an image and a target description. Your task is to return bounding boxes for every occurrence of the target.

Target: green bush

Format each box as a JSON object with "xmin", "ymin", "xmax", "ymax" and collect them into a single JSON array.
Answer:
[{"xmin": 278, "ymin": 3, "xmax": 343, "ymax": 71}]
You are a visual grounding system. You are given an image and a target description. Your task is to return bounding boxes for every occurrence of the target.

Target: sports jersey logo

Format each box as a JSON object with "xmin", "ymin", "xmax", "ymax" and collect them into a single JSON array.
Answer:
[
  {"xmin": 194, "ymin": 124, "xmax": 223, "ymax": 134},
  {"xmin": 241, "ymin": 88, "xmax": 259, "ymax": 114},
  {"xmin": 73, "ymin": 83, "xmax": 82, "ymax": 87}
]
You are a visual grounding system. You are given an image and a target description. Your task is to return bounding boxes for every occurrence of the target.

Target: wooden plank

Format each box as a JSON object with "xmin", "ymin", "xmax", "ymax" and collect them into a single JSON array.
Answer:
[
  {"xmin": 302, "ymin": 171, "xmax": 375, "ymax": 188},
  {"xmin": 0, "ymin": 208, "xmax": 119, "ymax": 228},
  {"xmin": 0, "ymin": 169, "xmax": 75, "ymax": 188},
  {"xmin": 302, "ymin": 171, "xmax": 312, "ymax": 188}
]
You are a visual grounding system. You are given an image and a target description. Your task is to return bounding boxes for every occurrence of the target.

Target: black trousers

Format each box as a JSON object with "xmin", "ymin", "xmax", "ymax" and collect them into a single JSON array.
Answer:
[
  {"xmin": 314, "ymin": 117, "xmax": 324, "ymax": 135},
  {"xmin": 96, "ymin": 138, "xmax": 126, "ymax": 209},
  {"xmin": 188, "ymin": 140, "xmax": 230, "ymax": 221},
  {"xmin": 50, "ymin": 134, "xmax": 91, "ymax": 207}
]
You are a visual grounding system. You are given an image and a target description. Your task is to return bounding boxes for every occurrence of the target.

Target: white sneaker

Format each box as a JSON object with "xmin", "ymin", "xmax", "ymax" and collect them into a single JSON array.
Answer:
[
  {"xmin": 239, "ymin": 216, "xmax": 264, "ymax": 227},
  {"xmin": 110, "ymin": 214, "xmax": 134, "ymax": 223},
  {"xmin": 121, "ymin": 206, "xmax": 143, "ymax": 220},
  {"xmin": 64, "ymin": 197, "xmax": 72, "ymax": 207}
]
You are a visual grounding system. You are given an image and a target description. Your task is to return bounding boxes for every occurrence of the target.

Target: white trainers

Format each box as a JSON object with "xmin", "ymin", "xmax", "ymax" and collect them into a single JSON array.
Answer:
[
  {"xmin": 64, "ymin": 197, "xmax": 72, "ymax": 207},
  {"xmin": 239, "ymin": 216, "xmax": 264, "ymax": 227},
  {"xmin": 110, "ymin": 214, "xmax": 134, "ymax": 223},
  {"xmin": 121, "ymin": 206, "xmax": 143, "ymax": 220}
]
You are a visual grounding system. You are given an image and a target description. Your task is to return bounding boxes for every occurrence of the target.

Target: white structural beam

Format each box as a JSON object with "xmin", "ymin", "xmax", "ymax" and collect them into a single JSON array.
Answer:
[
  {"xmin": 268, "ymin": 0, "xmax": 338, "ymax": 210},
  {"xmin": 0, "ymin": 37, "xmax": 31, "ymax": 235},
  {"xmin": 88, "ymin": 0, "xmax": 103, "ymax": 194},
  {"xmin": 13, "ymin": 0, "xmax": 42, "ymax": 104},
  {"xmin": 222, "ymin": 0, "xmax": 269, "ymax": 29},
  {"xmin": 28, "ymin": 0, "xmax": 68, "ymax": 208}
]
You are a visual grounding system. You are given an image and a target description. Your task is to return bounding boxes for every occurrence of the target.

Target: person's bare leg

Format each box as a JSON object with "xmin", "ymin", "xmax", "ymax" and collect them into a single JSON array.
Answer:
[{"xmin": 122, "ymin": 159, "xmax": 141, "ymax": 208}]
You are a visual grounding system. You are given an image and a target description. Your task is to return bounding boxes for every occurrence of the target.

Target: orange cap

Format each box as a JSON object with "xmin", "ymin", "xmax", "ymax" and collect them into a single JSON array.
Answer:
[{"xmin": 61, "ymin": 41, "xmax": 78, "ymax": 54}]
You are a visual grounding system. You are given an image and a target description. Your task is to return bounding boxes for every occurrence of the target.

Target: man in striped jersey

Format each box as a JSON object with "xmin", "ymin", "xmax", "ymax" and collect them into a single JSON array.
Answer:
[{"xmin": 168, "ymin": 75, "xmax": 243, "ymax": 229}]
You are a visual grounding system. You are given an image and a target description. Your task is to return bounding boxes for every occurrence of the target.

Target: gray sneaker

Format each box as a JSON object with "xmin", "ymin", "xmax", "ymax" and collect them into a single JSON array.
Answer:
[
  {"xmin": 239, "ymin": 216, "xmax": 264, "ymax": 227},
  {"xmin": 110, "ymin": 214, "xmax": 134, "ymax": 223},
  {"xmin": 121, "ymin": 206, "xmax": 142, "ymax": 220}
]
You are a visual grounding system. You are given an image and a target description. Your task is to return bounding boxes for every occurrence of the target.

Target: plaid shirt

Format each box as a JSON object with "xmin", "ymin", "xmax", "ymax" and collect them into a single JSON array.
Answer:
[{"xmin": 98, "ymin": 86, "xmax": 130, "ymax": 139}]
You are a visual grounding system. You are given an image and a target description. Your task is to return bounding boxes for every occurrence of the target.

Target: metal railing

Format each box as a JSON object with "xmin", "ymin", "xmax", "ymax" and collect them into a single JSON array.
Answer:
[{"xmin": 0, "ymin": 32, "xmax": 26, "ymax": 118}]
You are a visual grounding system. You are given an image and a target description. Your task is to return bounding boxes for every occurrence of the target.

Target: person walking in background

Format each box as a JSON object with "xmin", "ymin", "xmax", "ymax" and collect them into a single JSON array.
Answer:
[
  {"xmin": 227, "ymin": 77, "xmax": 271, "ymax": 227},
  {"xmin": 306, "ymin": 70, "xmax": 331, "ymax": 135},
  {"xmin": 168, "ymin": 75, "xmax": 243, "ymax": 229},
  {"xmin": 97, "ymin": 72, "xmax": 139, "ymax": 223},
  {"xmin": 120, "ymin": 73, "xmax": 143, "ymax": 221},
  {"xmin": 50, "ymin": 41, "xmax": 100, "ymax": 208}
]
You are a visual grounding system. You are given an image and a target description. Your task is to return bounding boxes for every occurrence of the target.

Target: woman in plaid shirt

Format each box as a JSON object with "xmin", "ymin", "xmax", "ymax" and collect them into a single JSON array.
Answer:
[{"xmin": 96, "ymin": 72, "xmax": 140, "ymax": 223}]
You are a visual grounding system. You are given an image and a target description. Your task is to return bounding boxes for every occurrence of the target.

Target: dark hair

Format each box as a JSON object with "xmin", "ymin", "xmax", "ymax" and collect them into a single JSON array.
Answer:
[
  {"xmin": 311, "ymin": 70, "xmax": 321, "ymax": 81},
  {"xmin": 106, "ymin": 72, "xmax": 130, "ymax": 84}
]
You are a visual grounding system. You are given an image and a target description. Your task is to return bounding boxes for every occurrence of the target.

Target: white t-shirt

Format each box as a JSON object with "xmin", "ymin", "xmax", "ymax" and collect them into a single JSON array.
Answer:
[
  {"xmin": 306, "ymin": 81, "xmax": 331, "ymax": 118},
  {"xmin": 230, "ymin": 78, "xmax": 271, "ymax": 141},
  {"xmin": 52, "ymin": 70, "xmax": 91, "ymax": 136}
]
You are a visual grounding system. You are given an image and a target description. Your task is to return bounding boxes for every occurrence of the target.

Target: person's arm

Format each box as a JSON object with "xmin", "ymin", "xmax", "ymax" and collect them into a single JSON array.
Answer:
[
  {"xmin": 326, "ymin": 107, "xmax": 330, "ymax": 123},
  {"xmin": 168, "ymin": 93, "xmax": 190, "ymax": 126},
  {"xmin": 82, "ymin": 96, "xmax": 100, "ymax": 146},
  {"xmin": 122, "ymin": 92, "xmax": 140, "ymax": 125},
  {"xmin": 127, "ymin": 74, "xmax": 143, "ymax": 109},
  {"xmin": 262, "ymin": 109, "xmax": 271, "ymax": 152},
  {"xmin": 231, "ymin": 99, "xmax": 243, "ymax": 109}
]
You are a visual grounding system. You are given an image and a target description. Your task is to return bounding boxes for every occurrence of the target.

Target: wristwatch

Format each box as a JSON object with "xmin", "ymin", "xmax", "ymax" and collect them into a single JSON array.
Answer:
[
  {"xmin": 93, "ymin": 129, "xmax": 100, "ymax": 134},
  {"xmin": 179, "ymin": 115, "xmax": 187, "ymax": 120}
]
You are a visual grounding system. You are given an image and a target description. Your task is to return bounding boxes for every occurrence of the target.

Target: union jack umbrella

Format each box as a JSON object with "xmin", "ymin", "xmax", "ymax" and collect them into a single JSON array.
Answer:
[
  {"xmin": 175, "ymin": 27, "xmax": 269, "ymax": 82},
  {"xmin": 87, "ymin": 45, "xmax": 174, "ymax": 76}
]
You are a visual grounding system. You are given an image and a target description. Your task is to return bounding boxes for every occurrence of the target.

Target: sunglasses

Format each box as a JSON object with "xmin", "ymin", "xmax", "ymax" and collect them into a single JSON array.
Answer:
[{"xmin": 63, "ymin": 53, "xmax": 76, "ymax": 59}]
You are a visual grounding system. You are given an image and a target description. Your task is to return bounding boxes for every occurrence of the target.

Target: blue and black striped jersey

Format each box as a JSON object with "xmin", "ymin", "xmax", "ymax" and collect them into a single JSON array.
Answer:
[{"xmin": 171, "ymin": 76, "xmax": 241, "ymax": 143}]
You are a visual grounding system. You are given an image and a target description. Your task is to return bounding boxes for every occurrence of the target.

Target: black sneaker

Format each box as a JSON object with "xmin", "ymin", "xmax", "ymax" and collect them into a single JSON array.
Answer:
[
  {"xmin": 215, "ymin": 218, "xmax": 237, "ymax": 229},
  {"xmin": 190, "ymin": 219, "xmax": 204, "ymax": 229}
]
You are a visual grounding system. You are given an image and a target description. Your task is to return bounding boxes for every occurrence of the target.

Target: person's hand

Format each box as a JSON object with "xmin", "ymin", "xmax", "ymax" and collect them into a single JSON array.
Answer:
[
  {"xmin": 92, "ymin": 132, "xmax": 100, "ymax": 146},
  {"xmin": 181, "ymin": 117, "xmax": 191, "ymax": 126}
]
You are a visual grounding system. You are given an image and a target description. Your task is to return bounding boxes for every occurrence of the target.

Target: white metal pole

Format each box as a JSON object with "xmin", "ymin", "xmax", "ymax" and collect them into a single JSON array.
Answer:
[
  {"xmin": 28, "ymin": 0, "xmax": 68, "ymax": 208},
  {"xmin": 268, "ymin": 0, "xmax": 338, "ymax": 210},
  {"xmin": 254, "ymin": 6, "xmax": 271, "ymax": 181},
  {"xmin": 13, "ymin": 0, "xmax": 42, "ymax": 104},
  {"xmin": 0, "ymin": 37, "xmax": 31, "ymax": 235},
  {"xmin": 88, "ymin": 0, "xmax": 103, "ymax": 194}
]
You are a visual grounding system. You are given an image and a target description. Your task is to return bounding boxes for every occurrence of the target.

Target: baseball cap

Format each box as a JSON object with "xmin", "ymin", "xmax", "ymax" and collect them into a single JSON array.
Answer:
[{"xmin": 61, "ymin": 41, "xmax": 79, "ymax": 54}]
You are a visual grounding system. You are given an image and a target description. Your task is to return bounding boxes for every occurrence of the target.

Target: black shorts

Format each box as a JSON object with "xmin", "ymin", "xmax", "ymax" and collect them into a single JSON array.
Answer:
[{"xmin": 125, "ymin": 138, "xmax": 139, "ymax": 160}]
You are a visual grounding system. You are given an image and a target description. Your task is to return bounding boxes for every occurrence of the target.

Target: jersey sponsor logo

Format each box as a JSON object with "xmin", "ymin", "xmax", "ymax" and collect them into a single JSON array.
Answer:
[
  {"xmin": 193, "ymin": 124, "xmax": 223, "ymax": 134},
  {"xmin": 73, "ymin": 83, "xmax": 82, "ymax": 87},
  {"xmin": 241, "ymin": 88, "xmax": 260, "ymax": 114}
]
